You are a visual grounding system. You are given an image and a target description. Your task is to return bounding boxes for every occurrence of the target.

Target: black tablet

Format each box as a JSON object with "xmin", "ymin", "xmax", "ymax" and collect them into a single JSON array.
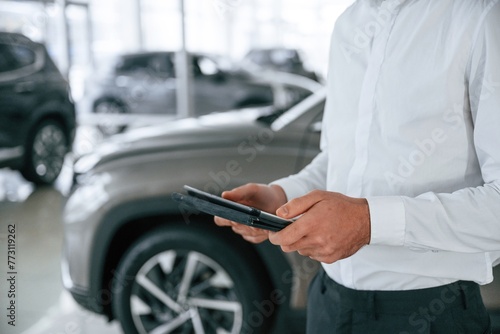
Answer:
[{"xmin": 172, "ymin": 185, "xmax": 293, "ymax": 231}]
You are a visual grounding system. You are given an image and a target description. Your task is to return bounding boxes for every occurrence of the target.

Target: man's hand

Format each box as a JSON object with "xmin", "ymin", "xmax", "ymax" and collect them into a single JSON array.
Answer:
[
  {"xmin": 269, "ymin": 190, "xmax": 371, "ymax": 264},
  {"xmin": 214, "ymin": 183, "xmax": 287, "ymax": 244}
]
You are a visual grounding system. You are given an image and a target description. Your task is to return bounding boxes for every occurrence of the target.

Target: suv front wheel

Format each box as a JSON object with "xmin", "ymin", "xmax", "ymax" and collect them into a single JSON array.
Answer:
[
  {"xmin": 112, "ymin": 223, "xmax": 276, "ymax": 334},
  {"xmin": 22, "ymin": 119, "xmax": 68, "ymax": 185},
  {"xmin": 94, "ymin": 99, "xmax": 127, "ymax": 136}
]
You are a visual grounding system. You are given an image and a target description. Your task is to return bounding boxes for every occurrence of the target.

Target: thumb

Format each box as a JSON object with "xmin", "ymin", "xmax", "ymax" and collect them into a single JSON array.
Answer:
[{"xmin": 276, "ymin": 191, "xmax": 324, "ymax": 219}]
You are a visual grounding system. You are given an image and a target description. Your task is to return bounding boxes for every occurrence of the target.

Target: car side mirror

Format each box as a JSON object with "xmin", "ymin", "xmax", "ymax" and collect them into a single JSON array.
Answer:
[{"xmin": 309, "ymin": 121, "xmax": 322, "ymax": 133}]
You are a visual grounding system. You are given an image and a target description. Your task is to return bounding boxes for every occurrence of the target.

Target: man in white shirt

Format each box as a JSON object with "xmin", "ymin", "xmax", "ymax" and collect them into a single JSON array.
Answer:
[{"xmin": 215, "ymin": 0, "xmax": 500, "ymax": 332}]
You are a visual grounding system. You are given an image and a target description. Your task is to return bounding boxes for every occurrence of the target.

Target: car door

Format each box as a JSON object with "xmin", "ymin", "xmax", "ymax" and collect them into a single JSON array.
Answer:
[
  {"xmin": 141, "ymin": 53, "xmax": 177, "ymax": 115},
  {"xmin": 276, "ymin": 98, "xmax": 324, "ymax": 173},
  {"xmin": 236, "ymin": 97, "xmax": 324, "ymax": 186},
  {"xmin": 0, "ymin": 37, "xmax": 43, "ymax": 151},
  {"xmin": 177, "ymin": 54, "xmax": 273, "ymax": 117},
  {"xmin": 294, "ymin": 104, "xmax": 323, "ymax": 171},
  {"xmin": 192, "ymin": 55, "xmax": 234, "ymax": 115}
]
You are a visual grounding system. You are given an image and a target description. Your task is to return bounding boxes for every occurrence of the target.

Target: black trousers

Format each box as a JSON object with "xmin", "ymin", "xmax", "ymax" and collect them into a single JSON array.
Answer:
[{"xmin": 307, "ymin": 269, "xmax": 492, "ymax": 334}]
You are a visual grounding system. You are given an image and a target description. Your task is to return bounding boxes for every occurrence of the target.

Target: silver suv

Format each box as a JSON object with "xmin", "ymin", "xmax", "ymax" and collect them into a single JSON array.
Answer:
[{"xmin": 62, "ymin": 90, "xmax": 324, "ymax": 334}]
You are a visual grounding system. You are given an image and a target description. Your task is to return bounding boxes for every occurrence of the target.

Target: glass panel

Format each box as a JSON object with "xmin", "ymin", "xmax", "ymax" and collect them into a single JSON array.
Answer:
[{"xmin": 10, "ymin": 45, "xmax": 36, "ymax": 68}]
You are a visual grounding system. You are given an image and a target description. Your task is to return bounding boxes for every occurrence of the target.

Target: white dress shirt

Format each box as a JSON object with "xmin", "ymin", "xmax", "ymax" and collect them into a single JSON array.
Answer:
[{"xmin": 273, "ymin": 0, "xmax": 500, "ymax": 290}]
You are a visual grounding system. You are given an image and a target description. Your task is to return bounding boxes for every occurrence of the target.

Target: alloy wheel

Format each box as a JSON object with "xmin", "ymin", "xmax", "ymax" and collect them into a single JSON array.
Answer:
[
  {"xmin": 129, "ymin": 250, "xmax": 243, "ymax": 334},
  {"xmin": 24, "ymin": 121, "xmax": 68, "ymax": 184}
]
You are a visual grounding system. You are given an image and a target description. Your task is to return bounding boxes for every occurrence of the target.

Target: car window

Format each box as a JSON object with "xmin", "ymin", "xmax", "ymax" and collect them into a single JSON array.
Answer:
[
  {"xmin": 271, "ymin": 89, "xmax": 326, "ymax": 131},
  {"xmin": 246, "ymin": 50, "xmax": 270, "ymax": 66},
  {"xmin": 0, "ymin": 44, "xmax": 20, "ymax": 73},
  {"xmin": 116, "ymin": 54, "xmax": 174, "ymax": 77},
  {"xmin": 10, "ymin": 45, "xmax": 36, "ymax": 68},
  {"xmin": 270, "ymin": 49, "xmax": 300, "ymax": 66},
  {"xmin": 0, "ymin": 44, "xmax": 13, "ymax": 72},
  {"xmin": 149, "ymin": 55, "xmax": 174, "ymax": 76},
  {"xmin": 116, "ymin": 56, "xmax": 149, "ymax": 72},
  {"xmin": 0, "ymin": 44, "xmax": 36, "ymax": 72},
  {"xmin": 0, "ymin": 38, "xmax": 43, "ymax": 83},
  {"xmin": 309, "ymin": 108, "xmax": 323, "ymax": 133}
]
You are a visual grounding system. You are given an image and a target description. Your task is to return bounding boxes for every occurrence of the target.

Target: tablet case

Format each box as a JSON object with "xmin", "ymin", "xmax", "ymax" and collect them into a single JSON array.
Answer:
[{"xmin": 171, "ymin": 187, "xmax": 292, "ymax": 232}]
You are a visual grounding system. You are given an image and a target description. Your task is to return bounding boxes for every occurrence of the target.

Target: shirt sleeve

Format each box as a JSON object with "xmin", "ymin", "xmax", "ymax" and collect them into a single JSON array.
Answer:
[{"xmin": 368, "ymin": 3, "xmax": 500, "ymax": 253}]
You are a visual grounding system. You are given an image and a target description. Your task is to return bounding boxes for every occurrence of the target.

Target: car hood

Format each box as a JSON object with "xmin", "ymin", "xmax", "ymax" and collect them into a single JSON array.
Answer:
[{"xmin": 74, "ymin": 108, "xmax": 276, "ymax": 174}]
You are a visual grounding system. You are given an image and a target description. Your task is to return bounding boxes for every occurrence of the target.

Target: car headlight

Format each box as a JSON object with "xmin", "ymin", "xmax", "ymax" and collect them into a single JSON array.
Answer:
[
  {"xmin": 64, "ymin": 173, "xmax": 111, "ymax": 224},
  {"xmin": 73, "ymin": 153, "xmax": 101, "ymax": 175}
]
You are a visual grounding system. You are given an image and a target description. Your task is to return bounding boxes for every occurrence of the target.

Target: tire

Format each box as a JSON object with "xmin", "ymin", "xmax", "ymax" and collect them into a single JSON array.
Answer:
[
  {"xmin": 21, "ymin": 119, "xmax": 68, "ymax": 185},
  {"xmin": 112, "ymin": 224, "xmax": 275, "ymax": 334},
  {"xmin": 94, "ymin": 99, "xmax": 127, "ymax": 136}
]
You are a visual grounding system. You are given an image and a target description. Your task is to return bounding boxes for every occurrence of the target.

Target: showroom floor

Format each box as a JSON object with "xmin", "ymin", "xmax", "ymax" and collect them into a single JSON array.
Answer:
[{"xmin": 0, "ymin": 129, "xmax": 121, "ymax": 334}]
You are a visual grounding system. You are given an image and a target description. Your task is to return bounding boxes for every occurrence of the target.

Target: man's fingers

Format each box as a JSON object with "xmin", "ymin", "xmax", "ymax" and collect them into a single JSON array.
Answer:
[
  {"xmin": 221, "ymin": 183, "xmax": 258, "ymax": 203},
  {"xmin": 231, "ymin": 224, "xmax": 269, "ymax": 244},
  {"xmin": 276, "ymin": 190, "xmax": 325, "ymax": 219},
  {"xmin": 221, "ymin": 187, "xmax": 244, "ymax": 201},
  {"xmin": 214, "ymin": 216, "xmax": 233, "ymax": 227},
  {"xmin": 214, "ymin": 216, "xmax": 269, "ymax": 243},
  {"xmin": 268, "ymin": 216, "xmax": 308, "ymax": 247}
]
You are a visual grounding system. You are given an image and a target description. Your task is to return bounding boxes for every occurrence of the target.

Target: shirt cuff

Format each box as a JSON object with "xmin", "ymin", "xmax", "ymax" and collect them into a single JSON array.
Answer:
[{"xmin": 366, "ymin": 196, "xmax": 406, "ymax": 246}]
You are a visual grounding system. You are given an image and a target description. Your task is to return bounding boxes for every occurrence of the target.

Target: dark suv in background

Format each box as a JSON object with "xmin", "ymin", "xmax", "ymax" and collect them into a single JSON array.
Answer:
[{"xmin": 0, "ymin": 32, "xmax": 76, "ymax": 185}]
